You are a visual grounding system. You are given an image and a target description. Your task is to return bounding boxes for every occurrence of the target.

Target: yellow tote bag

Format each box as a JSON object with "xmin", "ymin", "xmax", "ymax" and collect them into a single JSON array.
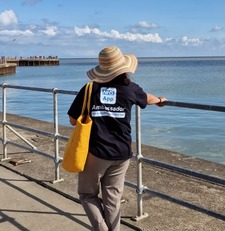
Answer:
[{"xmin": 62, "ymin": 82, "xmax": 93, "ymax": 173}]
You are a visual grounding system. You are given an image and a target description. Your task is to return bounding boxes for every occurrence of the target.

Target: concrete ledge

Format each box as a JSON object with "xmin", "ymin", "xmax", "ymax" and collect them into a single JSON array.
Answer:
[{"xmin": 0, "ymin": 63, "xmax": 17, "ymax": 75}]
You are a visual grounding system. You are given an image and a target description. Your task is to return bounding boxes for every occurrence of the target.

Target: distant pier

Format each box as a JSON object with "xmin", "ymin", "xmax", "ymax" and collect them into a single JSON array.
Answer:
[{"xmin": 5, "ymin": 56, "xmax": 59, "ymax": 66}]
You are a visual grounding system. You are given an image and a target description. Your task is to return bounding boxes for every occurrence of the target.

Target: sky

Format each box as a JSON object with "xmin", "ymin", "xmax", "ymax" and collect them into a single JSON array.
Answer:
[{"xmin": 0, "ymin": 0, "xmax": 225, "ymax": 58}]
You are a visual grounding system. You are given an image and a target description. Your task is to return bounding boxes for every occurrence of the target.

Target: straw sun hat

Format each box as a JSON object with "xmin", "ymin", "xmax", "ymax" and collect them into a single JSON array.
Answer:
[{"xmin": 87, "ymin": 46, "xmax": 138, "ymax": 83}]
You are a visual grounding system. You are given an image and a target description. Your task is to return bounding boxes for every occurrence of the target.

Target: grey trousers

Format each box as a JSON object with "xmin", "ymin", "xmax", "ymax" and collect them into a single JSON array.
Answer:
[{"xmin": 78, "ymin": 152, "xmax": 130, "ymax": 231}]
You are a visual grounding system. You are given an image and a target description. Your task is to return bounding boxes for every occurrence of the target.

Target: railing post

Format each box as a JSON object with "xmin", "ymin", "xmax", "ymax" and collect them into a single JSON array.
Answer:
[
  {"xmin": 132, "ymin": 105, "xmax": 148, "ymax": 221},
  {"xmin": 52, "ymin": 88, "xmax": 63, "ymax": 183},
  {"xmin": 1, "ymin": 83, "xmax": 10, "ymax": 161}
]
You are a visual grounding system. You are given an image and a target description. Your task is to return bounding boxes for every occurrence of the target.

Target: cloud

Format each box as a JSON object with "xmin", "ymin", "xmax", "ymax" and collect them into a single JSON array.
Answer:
[
  {"xmin": 1, "ymin": 18, "xmax": 225, "ymax": 58},
  {"xmin": 74, "ymin": 26, "xmax": 163, "ymax": 43},
  {"xmin": 180, "ymin": 36, "xmax": 203, "ymax": 47},
  {"xmin": 0, "ymin": 29, "xmax": 33, "ymax": 37},
  {"xmin": 137, "ymin": 20, "xmax": 159, "ymax": 29},
  {"xmin": 210, "ymin": 25, "xmax": 223, "ymax": 32},
  {"xmin": 0, "ymin": 10, "xmax": 18, "ymax": 26},
  {"xmin": 129, "ymin": 20, "xmax": 160, "ymax": 33},
  {"xmin": 41, "ymin": 25, "xmax": 58, "ymax": 36},
  {"xmin": 0, "ymin": 25, "xmax": 38, "ymax": 47}
]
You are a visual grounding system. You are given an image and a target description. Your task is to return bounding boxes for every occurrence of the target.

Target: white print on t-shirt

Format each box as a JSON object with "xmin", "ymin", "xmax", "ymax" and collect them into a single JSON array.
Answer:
[
  {"xmin": 91, "ymin": 105, "xmax": 125, "ymax": 118},
  {"xmin": 92, "ymin": 105, "xmax": 124, "ymax": 111},
  {"xmin": 100, "ymin": 87, "xmax": 116, "ymax": 104},
  {"xmin": 92, "ymin": 111, "xmax": 125, "ymax": 118}
]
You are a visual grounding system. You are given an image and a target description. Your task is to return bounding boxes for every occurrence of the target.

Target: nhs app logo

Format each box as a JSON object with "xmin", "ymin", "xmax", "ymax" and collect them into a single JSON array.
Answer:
[{"xmin": 100, "ymin": 87, "xmax": 117, "ymax": 104}]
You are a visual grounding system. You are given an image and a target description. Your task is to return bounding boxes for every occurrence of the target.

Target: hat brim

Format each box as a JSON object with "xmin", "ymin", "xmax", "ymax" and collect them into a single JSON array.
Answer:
[{"xmin": 87, "ymin": 54, "xmax": 137, "ymax": 83}]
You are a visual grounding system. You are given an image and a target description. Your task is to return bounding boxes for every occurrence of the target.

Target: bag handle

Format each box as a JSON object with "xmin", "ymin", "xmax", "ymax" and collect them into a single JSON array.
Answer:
[
  {"xmin": 87, "ymin": 82, "xmax": 93, "ymax": 115},
  {"xmin": 81, "ymin": 82, "xmax": 93, "ymax": 116}
]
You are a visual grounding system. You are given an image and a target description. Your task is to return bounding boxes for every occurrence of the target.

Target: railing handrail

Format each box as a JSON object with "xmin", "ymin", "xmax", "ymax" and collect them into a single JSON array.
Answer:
[
  {"xmin": 0, "ymin": 83, "xmax": 78, "ymax": 95},
  {"xmin": 2, "ymin": 83, "xmax": 225, "ymax": 112},
  {"xmin": 164, "ymin": 100, "xmax": 225, "ymax": 112}
]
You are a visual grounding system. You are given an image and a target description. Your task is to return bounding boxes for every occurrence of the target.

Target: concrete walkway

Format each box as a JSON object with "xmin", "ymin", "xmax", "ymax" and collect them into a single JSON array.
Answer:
[
  {"xmin": 0, "ymin": 165, "xmax": 92, "ymax": 231},
  {"xmin": 0, "ymin": 165, "xmax": 135, "ymax": 231}
]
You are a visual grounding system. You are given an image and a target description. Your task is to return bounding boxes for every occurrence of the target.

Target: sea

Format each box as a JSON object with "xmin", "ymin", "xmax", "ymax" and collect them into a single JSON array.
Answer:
[{"xmin": 0, "ymin": 57, "xmax": 225, "ymax": 164}]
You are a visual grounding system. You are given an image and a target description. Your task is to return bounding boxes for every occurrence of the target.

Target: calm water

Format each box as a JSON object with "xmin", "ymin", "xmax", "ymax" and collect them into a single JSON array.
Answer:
[{"xmin": 1, "ymin": 57, "xmax": 225, "ymax": 164}]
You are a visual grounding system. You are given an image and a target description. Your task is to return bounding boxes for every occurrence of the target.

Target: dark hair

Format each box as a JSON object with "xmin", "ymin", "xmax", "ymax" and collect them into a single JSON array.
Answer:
[{"xmin": 106, "ymin": 73, "xmax": 131, "ymax": 86}]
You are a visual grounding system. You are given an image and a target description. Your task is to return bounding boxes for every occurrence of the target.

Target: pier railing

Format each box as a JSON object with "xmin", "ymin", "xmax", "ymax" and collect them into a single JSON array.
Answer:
[
  {"xmin": 5, "ymin": 56, "xmax": 59, "ymax": 66},
  {"xmin": 0, "ymin": 83, "xmax": 225, "ymax": 221}
]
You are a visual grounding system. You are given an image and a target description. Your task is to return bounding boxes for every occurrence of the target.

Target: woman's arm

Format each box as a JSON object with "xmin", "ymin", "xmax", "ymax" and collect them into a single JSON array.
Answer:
[
  {"xmin": 147, "ymin": 93, "xmax": 168, "ymax": 106},
  {"xmin": 69, "ymin": 116, "xmax": 77, "ymax": 126}
]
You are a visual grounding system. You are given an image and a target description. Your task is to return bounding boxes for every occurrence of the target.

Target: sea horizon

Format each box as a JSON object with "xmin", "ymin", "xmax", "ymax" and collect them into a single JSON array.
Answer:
[{"xmin": 59, "ymin": 55, "xmax": 225, "ymax": 60}]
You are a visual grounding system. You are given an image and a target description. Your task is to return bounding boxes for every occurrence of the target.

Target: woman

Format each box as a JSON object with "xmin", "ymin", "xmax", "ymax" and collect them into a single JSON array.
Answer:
[{"xmin": 68, "ymin": 46, "xmax": 167, "ymax": 231}]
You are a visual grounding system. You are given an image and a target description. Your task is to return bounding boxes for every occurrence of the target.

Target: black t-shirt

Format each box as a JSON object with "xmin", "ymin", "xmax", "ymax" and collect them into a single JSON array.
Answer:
[{"xmin": 68, "ymin": 81, "xmax": 147, "ymax": 160}]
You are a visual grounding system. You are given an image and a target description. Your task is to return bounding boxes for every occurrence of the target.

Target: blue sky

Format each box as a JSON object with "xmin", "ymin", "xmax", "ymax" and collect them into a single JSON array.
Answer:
[{"xmin": 0, "ymin": 0, "xmax": 225, "ymax": 58}]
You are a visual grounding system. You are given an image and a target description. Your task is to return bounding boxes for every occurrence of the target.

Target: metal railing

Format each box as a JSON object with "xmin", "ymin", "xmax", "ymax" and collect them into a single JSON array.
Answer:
[
  {"xmin": 1, "ymin": 83, "xmax": 225, "ymax": 221},
  {"xmin": 133, "ymin": 101, "xmax": 225, "ymax": 221},
  {"xmin": 0, "ymin": 83, "xmax": 78, "ymax": 183}
]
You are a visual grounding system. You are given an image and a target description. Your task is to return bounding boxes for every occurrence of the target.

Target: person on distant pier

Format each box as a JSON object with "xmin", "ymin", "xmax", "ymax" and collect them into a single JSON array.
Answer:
[{"xmin": 67, "ymin": 46, "xmax": 168, "ymax": 231}]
